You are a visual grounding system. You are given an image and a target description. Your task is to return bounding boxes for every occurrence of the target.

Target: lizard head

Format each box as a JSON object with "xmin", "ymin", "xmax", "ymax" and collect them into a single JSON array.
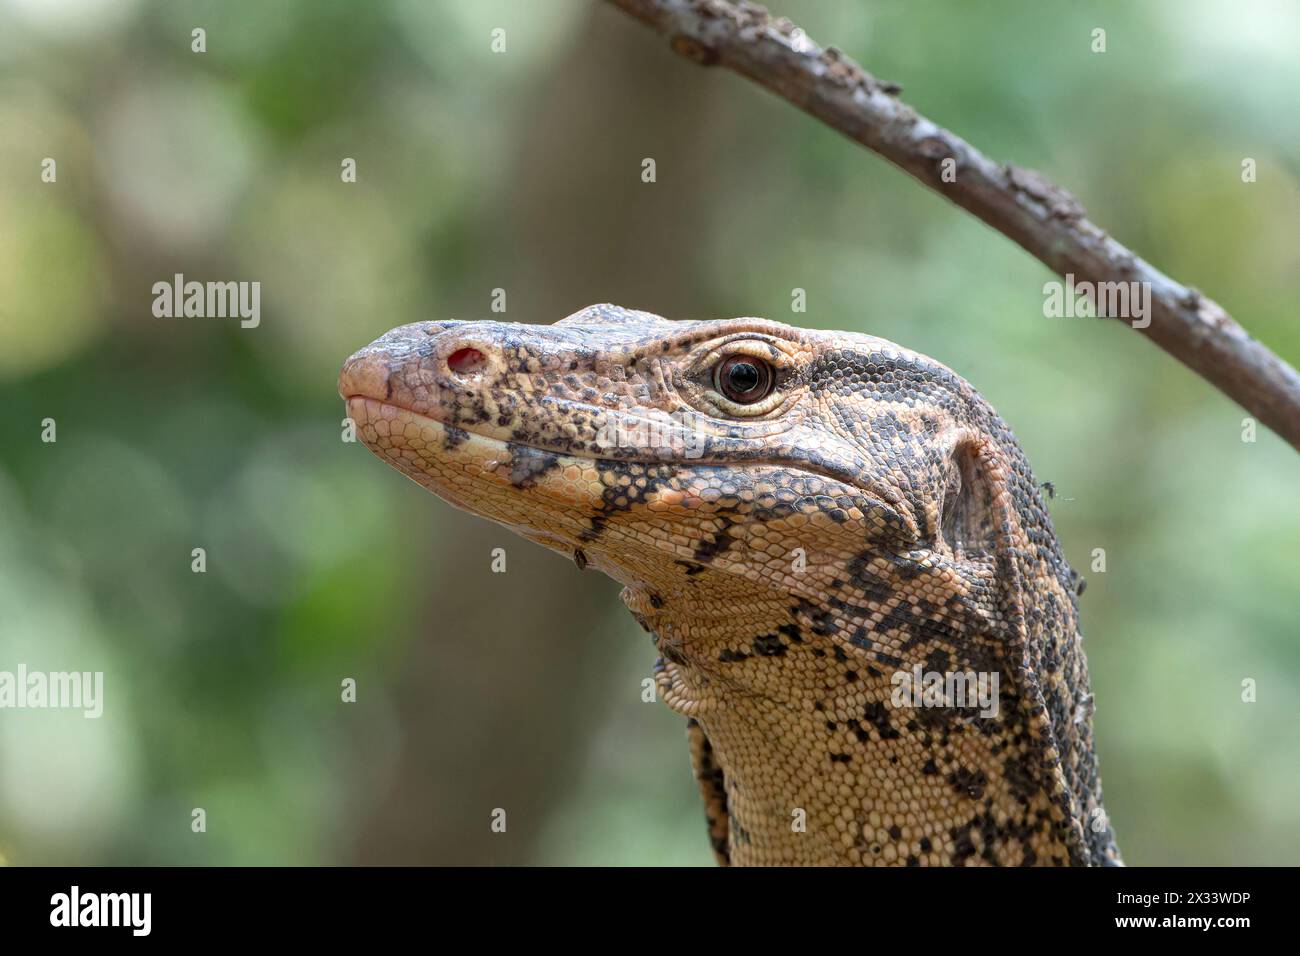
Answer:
[
  {"xmin": 339, "ymin": 303, "xmax": 1052, "ymax": 658},
  {"xmin": 340, "ymin": 303, "xmax": 1114, "ymax": 866}
]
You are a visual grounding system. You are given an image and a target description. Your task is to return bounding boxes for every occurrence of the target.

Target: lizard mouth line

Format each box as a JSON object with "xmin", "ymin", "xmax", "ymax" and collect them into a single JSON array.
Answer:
[
  {"xmin": 348, "ymin": 395, "xmax": 732, "ymax": 464},
  {"xmin": 345, "ymin": 395, "xmax": 599, "ymax": 457},
  {"xmin": 346, "ymin": 396, "xmax": 917, "ymax": 537}
]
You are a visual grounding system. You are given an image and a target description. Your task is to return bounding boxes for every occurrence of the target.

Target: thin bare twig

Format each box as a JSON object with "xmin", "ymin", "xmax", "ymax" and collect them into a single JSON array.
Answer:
[{"xmin": 606, "ymin": 0, "xmax": 1300, "ymax": 452}]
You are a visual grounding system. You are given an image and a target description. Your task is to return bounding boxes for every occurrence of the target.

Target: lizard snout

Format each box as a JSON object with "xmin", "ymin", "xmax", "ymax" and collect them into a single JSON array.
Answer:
[
  {"xmin": 338, "ymin": 347, "xmax": 393, "ymax": 403},
  {"xmin": 338, "ymin": 319, "xmax": 481, "ymax": 404}
]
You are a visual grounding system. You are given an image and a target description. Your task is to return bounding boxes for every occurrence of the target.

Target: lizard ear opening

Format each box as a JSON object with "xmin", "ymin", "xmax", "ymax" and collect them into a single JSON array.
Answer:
[{"xmin": 939, "ymin": 439, "xmax": 1003, "ymax": 561}]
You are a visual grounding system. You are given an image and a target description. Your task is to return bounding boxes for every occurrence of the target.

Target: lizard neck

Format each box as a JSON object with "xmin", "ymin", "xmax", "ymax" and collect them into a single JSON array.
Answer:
[{"xmin": 629, "ymin": 581, "xmax": 1110, "ymax": 866}]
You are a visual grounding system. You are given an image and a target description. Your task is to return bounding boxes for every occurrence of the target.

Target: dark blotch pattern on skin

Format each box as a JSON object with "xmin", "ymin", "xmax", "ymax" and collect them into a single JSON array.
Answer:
[{"xmin": 507, "ymin": 443, "xmax": 560, "ymax": 488}]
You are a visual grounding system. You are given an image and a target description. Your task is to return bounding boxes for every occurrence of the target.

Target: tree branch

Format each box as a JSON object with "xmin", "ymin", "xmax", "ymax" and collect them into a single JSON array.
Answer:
[{"xmin": 606, "ymin": 0, "xmax": 1300, "ymax": 453}]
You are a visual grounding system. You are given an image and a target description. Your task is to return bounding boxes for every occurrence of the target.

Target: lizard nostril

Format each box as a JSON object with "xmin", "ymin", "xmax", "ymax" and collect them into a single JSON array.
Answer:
[{"xmin": 447, "ymin": 347, "xmax": 486, "ymax": 375}]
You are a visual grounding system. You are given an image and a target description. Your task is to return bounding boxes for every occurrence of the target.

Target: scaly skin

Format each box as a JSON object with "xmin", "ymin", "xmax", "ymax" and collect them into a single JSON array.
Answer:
[{"xmin": 339, "ymin": 304, "xmax": 1121, "ymax": 866}]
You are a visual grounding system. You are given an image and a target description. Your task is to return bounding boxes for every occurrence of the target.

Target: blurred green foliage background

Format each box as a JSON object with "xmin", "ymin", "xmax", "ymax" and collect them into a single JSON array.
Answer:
[{"xmin": 0, "ymin": 0, "xmax": 1297, "ymax": 866}]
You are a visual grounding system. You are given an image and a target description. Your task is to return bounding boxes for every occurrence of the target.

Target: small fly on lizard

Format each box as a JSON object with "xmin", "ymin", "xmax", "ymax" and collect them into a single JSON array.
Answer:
[{"xmin": 340, "ymin": 304, "xmax": 1122, "ymax": 867}]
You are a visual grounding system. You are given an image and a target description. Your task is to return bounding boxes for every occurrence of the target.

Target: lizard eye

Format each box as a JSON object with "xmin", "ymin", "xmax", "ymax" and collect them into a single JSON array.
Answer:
[{"xmin": 714, "ymin": 355, "xmax": 774, "ymax": 404}]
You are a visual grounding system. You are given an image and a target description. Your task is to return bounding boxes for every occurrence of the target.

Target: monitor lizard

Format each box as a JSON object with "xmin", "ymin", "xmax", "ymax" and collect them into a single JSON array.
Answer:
[{"xmin": 339, "ymin": 303, "xmax": 1122, "ymax": 866}]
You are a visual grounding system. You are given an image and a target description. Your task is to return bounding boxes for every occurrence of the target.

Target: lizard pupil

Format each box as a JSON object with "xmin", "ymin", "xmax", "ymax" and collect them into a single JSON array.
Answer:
[{"xmin": 716, "ymin": 356, "xmax": 773, "ymax": 403}]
